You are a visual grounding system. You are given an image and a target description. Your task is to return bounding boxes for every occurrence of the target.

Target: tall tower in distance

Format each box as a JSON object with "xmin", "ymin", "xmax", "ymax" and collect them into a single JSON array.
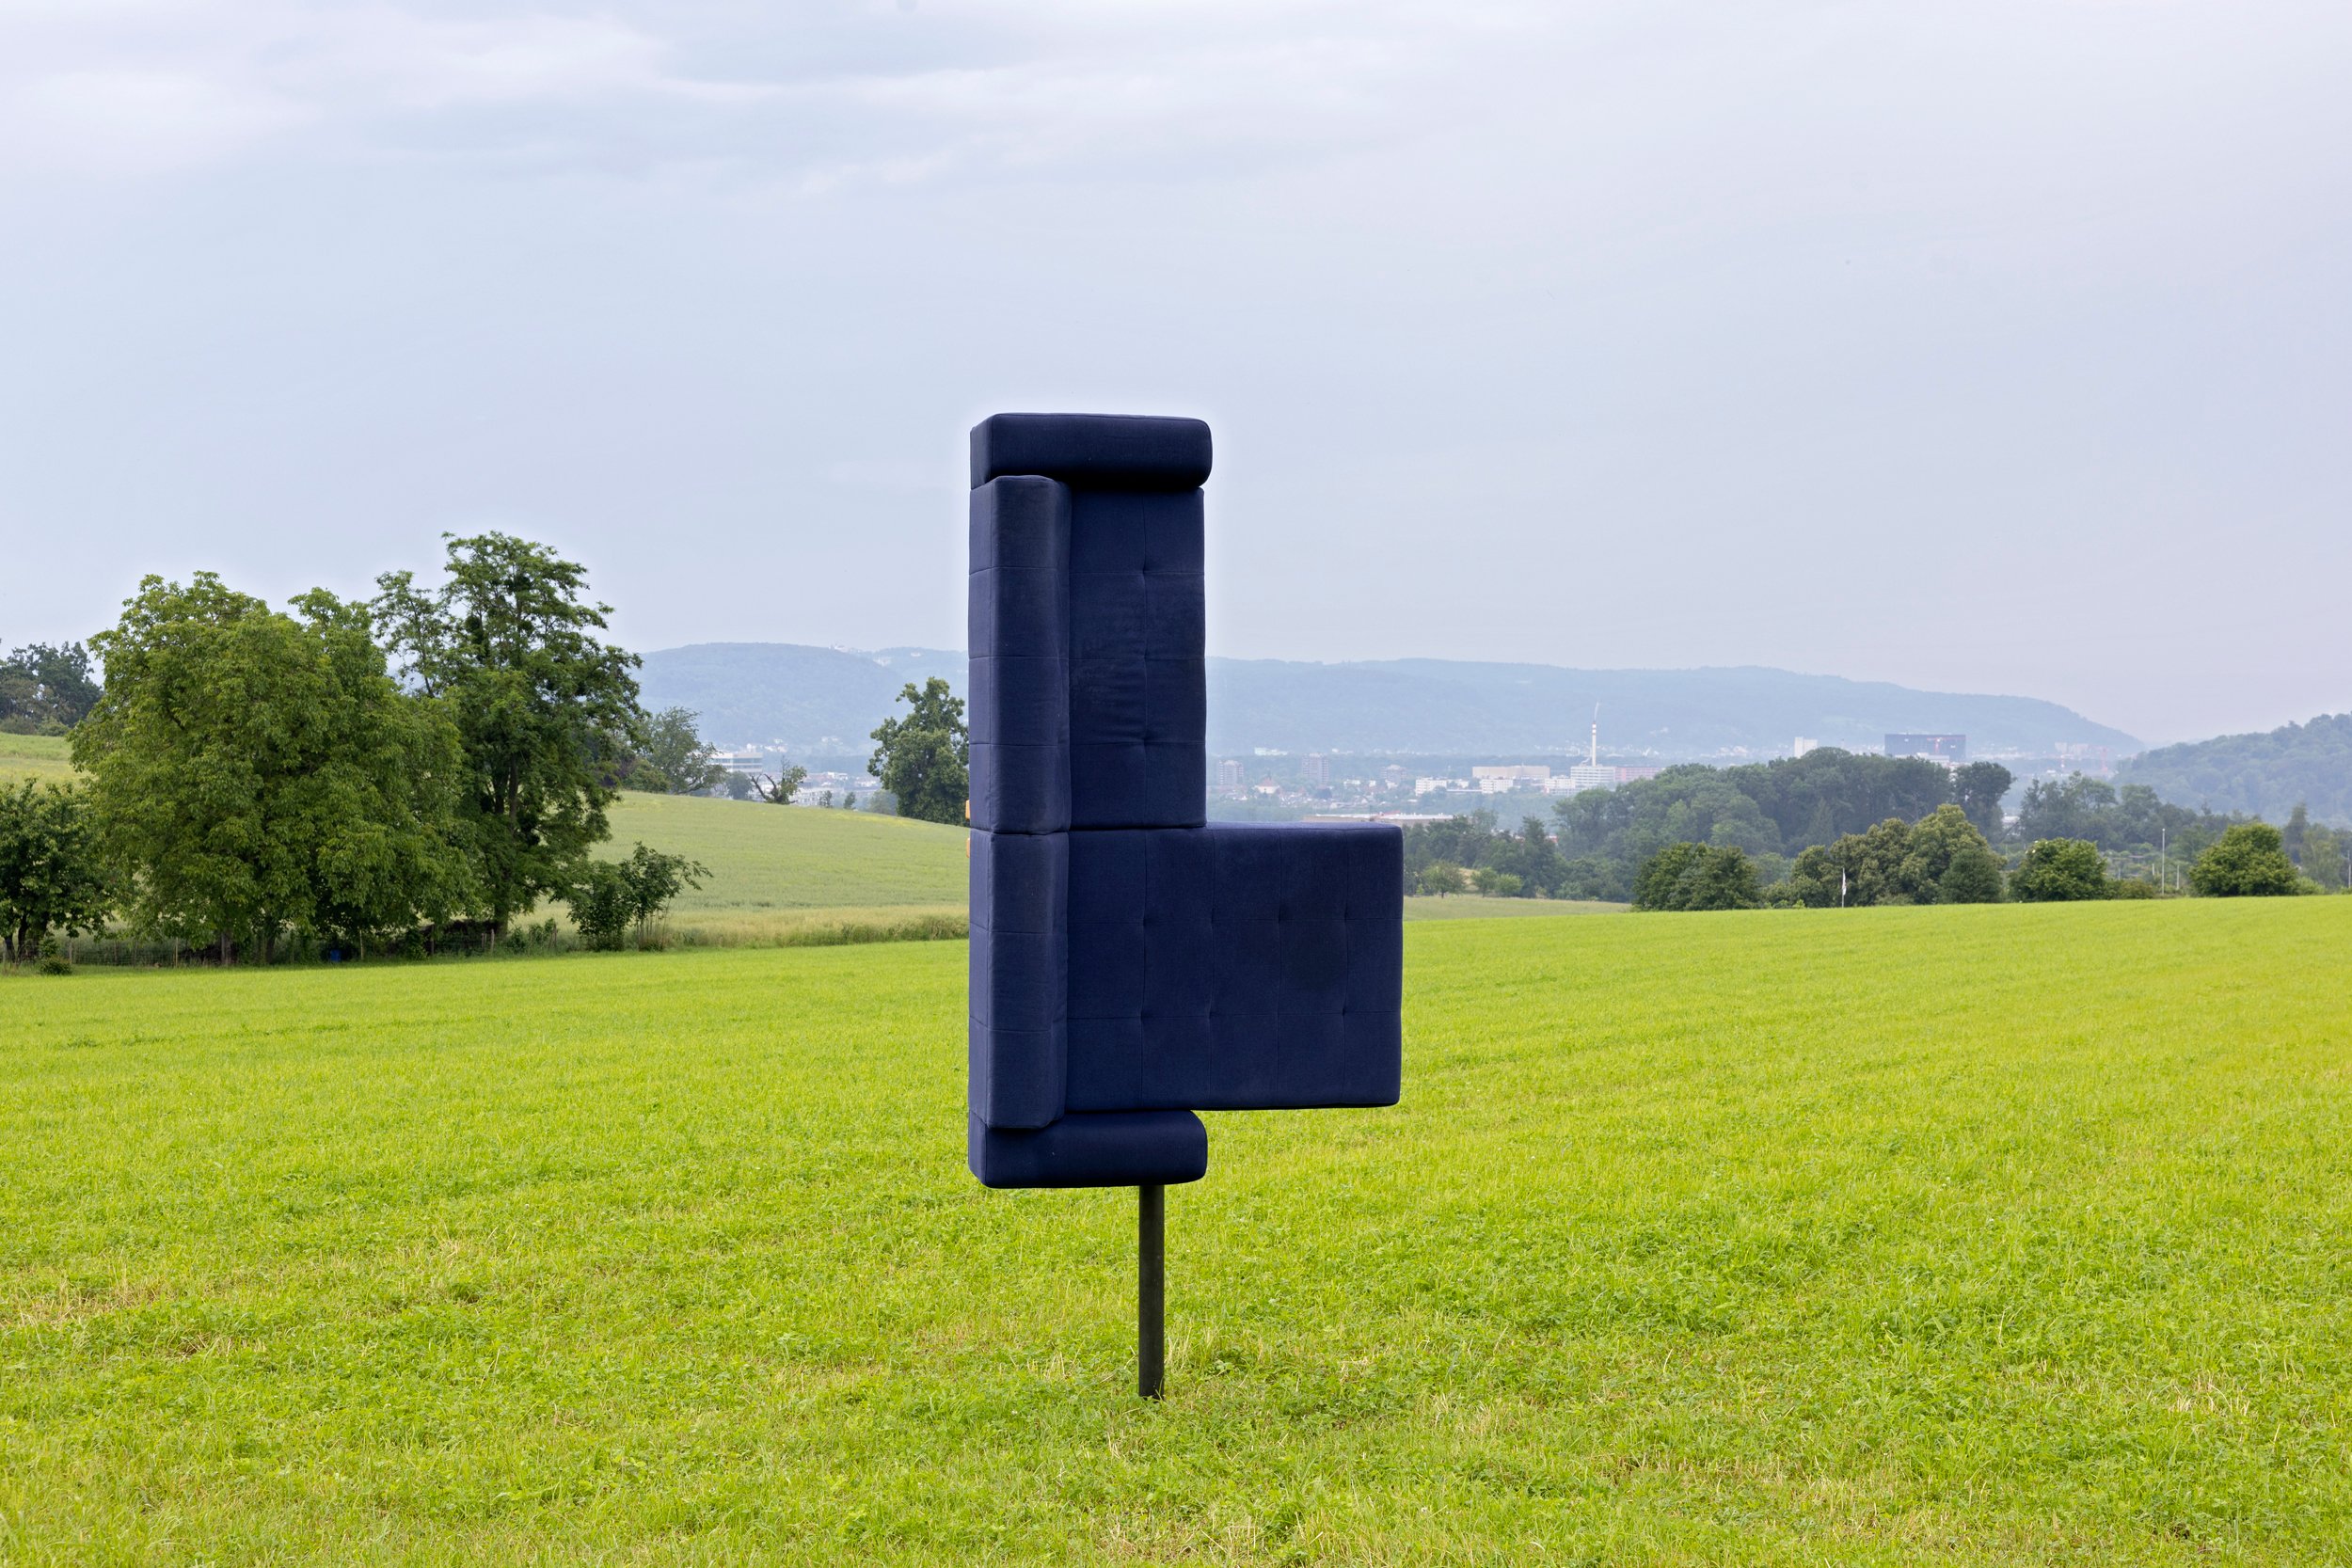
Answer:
[{"xmin": 1566, "ymin": 705, "xmax": 1614, "ymax": 794}]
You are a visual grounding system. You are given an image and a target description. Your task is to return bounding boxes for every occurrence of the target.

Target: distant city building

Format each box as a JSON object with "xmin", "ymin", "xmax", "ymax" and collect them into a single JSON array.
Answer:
[
  {"xmin": 1216, "ymin": 758, "xmax": 1245, "ymax": 793},
  {"xmin": 1793, "ymin": 736, "xmax": 1820, "ymax": 758},
  {"xmin": 1305, "ymin": 753, "xmax": 1331, "ymax": 787},
  {"xmin": 1614, "ymin": 766, "xmax": 1661, "ymax": 784},
  {"xmin": 1563, "ymin": 764, "xmax": 1616, "ymax": 793},
  {"xmin": 1472, "ymin": 765, "xmax": 1550, "ymax": 788},
  {"xmin": 1886, "ymin": 733, "xmax": 1967, "ymax": 765},
  {"xmin": 711, "ymin": 750, "xmax": 771, "ymax": 776}
]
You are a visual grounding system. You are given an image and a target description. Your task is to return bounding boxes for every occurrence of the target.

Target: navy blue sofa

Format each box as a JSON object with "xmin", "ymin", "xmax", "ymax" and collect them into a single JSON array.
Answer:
[{"xmin": 967, "ymin": 413, "xmax": 1404, "ymax": 1189}]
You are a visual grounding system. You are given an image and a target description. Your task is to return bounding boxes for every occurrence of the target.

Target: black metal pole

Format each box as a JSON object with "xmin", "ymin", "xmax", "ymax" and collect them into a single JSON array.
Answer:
[{"xmin": 1138, "ymin": 1182, "xmax": 1166, "ymax": 1399}]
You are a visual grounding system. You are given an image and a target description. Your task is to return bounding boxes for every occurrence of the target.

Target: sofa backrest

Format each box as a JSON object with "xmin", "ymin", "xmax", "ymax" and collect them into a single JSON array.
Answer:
[{"xmin": 968, "ymin": 412, "xmax": 1211, "ymax": 833}]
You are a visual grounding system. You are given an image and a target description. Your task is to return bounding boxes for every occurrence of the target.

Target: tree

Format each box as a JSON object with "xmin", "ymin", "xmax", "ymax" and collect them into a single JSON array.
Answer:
[
  {"xmin": 1898, "ymin": 805, "xmax": 2003, "ymax": 903},
  {"xmin": 0, "ymin": 641, "xmax": 103, "ymax": 733},
  {"xmin": 373, "ymin": 533, "xmax": 644, "ymax": 936},
  {"xmin": 0, "ymin": 781, "xmax": 111, "ymax": 962},
  {"xmin": 1952, "ymin": 762, "xmax": 2014, "ymax": 839},
  {"xmin": 631, "ymin": 707, "xmax": 728, "ymax": 795},
  {"xmin": 2189, "ymin": 823, "xmax": 2302, "ymax": 897},
  {"xmin": 74, "ymin": 575, "xmax": 472, "ymax": 958},
  {"xmin": 1632, "ymin": 843, "xmax": 1762, "ymax": 911},
  {"xmin": 1938, "ymin": 843, "xmax": 2007, "ymax": 904},
  {"xmin": 755, "ymin": 765, "xmax": 808, "ymax": 805},
  {"xmin": 2010, "ymin": 838, "xmax": 2109, "ymax": 902},
  {"xmin": 565, "ymin": 843, "xmax": 709, "ymax": 949},
  {"xmin": 2283, "ymin": 801, "xmax": 2310, "ymax": 866},
  {"xmin": 868, "ymin": 677, "xmax": 968, "ymax": 826},
  {"xmin": 2301, "ymin": 820, "xmax": 2346, "ymax": 890},
  {"xmin": 1415, "ymin": 862, "xmax": 1465, "ymax": 896}
]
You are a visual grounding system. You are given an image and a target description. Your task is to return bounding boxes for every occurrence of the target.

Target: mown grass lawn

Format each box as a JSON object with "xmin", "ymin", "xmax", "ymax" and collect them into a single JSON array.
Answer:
[{"xmin": 3, "ymin": 899, "xmax": 2348, "ymax": 1564}]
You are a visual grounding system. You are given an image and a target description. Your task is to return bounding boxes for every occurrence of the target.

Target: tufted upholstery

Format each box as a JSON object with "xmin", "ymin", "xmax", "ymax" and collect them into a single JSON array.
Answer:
[{"xmin": 966, "ymin": 413, "xmax": 1404, "ymax": 1190}]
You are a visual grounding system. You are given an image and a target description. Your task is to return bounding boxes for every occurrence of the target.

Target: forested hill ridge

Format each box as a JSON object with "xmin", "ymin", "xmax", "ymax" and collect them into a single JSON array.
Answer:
[
  {"xmin": 2119, "ymin": 713, "xmax": 2352, "ymax": 826},
  {"xmin": 641, "ymin": 642, "xmax": 2139, "ymax": 760}
]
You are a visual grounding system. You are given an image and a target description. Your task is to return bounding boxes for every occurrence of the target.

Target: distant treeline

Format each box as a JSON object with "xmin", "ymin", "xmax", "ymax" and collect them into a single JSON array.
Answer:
[
  {"xmin": 2119, "ymin": 712, "xmax": 2352, "ymax": 827},
  {"xmin": 0, "ymin": 642, "xmax": 101, "ymax": 734},
  {"xmin": 1405, "ymin": 749, "xmax": 2275, "ymax": 904}
]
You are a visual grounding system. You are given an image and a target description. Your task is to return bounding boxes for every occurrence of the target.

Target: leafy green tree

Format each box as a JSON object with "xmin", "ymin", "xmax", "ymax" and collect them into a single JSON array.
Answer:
[
  {"xmin": 1470, "ymin": 866, "xmax": 1523, "ymax": 896},
  {"xmin": 2010, "ymin": 838, "xmax": 2109, "ymax": 902},
  {"xmin": 2189, "ymin": 823, "xmax": 2303, "ymax": 897},
  {"xmin": 630, "ymin": 707, "xmax": 728, "ymax": 795},
  {"xmin": 868, "ymin": 677, "xmax": 968, "ymax": 826},
  {"xmin": 373, "ymin": 534, "xmax": 644, "ymax": 936},
  {"xmin": 0, "ymin": 641, "xmax": 103, "ymax": 733},
  {"xmin": 74, "ymin": 576, "xmax": 471, "ymax": 959},
  {"xmin": 1780, "ymin": 817, "xmax": 1916, "ymax": 907},
  {"xmin": 1898, "ymin": 805, "xmax": 2004, "ymax": 903},
  {"xmin": 1952, "ymin": 761, "xmax": 2014, "ymax": 839},
  {"xmin": 1938, "ymin": 843, "xmax": 2007, "ymax": 904},
  {"xmin": 1632, "ymin": 843, "xmax": 1763, "ymax": 911},
  {"xmin": 0, "ymin": 781, "xmax": 111, "ymax": 961},
  {"xmin": 2283, "ymin": 801, "xmax": 2310, "ymax": 865},
  {"xmin": 1415, "ymin": 862, "xmax": 1465, "ymax": 896}
]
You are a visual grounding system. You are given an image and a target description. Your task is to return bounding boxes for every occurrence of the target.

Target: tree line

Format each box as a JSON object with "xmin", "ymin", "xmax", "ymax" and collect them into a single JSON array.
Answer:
[
  {"xmin": 3, "ymin": 535, "xmax": 685, "ymax": 965},
  {"xmin": 1, "ymin": 537, "xmax": 974, "ymax": 968},
  {"xmin": 1404, "ymin": 747, "xmax": 2314, "ymax": 909},
  {"xmin": 2116, "ymin": 711, "xmax": 2352, "ymax": 826}
]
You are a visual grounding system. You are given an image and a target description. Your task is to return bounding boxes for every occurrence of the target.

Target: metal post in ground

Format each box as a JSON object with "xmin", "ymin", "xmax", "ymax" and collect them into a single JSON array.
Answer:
[{"xmin": 1138, "ymin": 1183, "xmax": 1165, "ymax": 1399}]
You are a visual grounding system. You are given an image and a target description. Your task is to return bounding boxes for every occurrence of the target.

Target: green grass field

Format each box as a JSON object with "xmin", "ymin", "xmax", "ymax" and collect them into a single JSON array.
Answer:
[
  {"xmin": 5, "ymin": 899, "xmax": 2347, "ymax": 1563},
  {"xmin": 0, "ymin": 733, "xmax": 72, "ymax": 784}
]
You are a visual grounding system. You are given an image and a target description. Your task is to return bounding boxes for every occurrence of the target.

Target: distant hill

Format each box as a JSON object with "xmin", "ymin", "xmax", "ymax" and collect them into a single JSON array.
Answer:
[
  {"xmin": 638, "ymin": 643, "xmax": 967, "ymax": 754},
  {"xmin": 2118, "ymin": 713, "xmax": 2352, "ymax": 825},
  {"xmin": 640, "ymin": 643, "xmax": 2139, "ymax": 761}
]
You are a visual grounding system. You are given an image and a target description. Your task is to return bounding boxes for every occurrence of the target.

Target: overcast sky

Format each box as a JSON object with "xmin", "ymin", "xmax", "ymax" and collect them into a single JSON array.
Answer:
[{"xmin": 3, "ymin": 1, "xmax": 2346, "ymax": 746}]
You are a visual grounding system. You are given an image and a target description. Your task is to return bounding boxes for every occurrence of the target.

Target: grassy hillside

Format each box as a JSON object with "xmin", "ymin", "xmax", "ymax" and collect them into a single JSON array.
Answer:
[
  {"xmin": 5, "ymin": 900, "xmax": 2347, "ymax": 1563},
  {"xmin": 0, "ymin": 733, "xmax": 72, "ymax": 784},
  {"xmin": 603, "ymin": 792, "xmax": 966, "ymax": 927}
]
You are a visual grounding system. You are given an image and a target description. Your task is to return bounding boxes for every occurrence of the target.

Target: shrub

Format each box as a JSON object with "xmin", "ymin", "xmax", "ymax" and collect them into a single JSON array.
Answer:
[
  {"xmin": 2010, "ymin": 839, "xmax": 2108, "ymax": 902},
  {"xmin": 36, "ymin": 933, "xmax": 72, "ymax": 975},
  {"xmin": 2190, "ymin": 823, "xmax": 2303, "ymax": 897},
  {"xmin": 2108, "ymin": 877, "xmax": 2159, "ymax": 899},
  {"xmin": 563, "ymin": 845, "xmax": 710, "ymax": 950},
  {"xmin": 1470, "ymin": 867, "xmax": 1523, "ymax": 897},
  {"xmin": 564, "ymin": 862, "xmax": 637, "ymax": 950}
]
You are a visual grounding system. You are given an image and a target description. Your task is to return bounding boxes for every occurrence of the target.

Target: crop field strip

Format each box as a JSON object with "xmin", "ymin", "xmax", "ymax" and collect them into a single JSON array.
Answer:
[{"xmin": 4, "ymin": 898, "xmax": 2347, "ymax": 1563}]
